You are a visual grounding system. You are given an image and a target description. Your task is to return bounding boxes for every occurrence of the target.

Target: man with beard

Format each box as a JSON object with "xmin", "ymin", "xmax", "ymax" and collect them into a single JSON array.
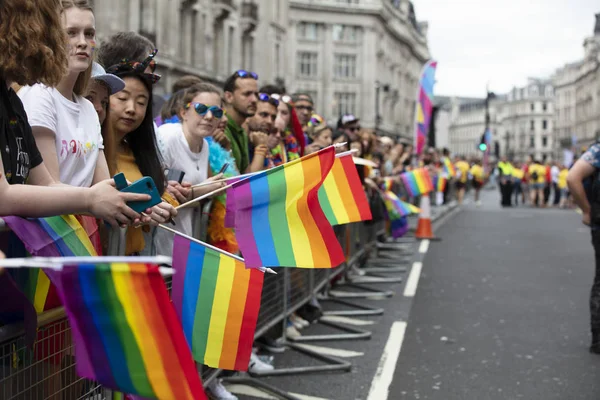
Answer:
[
  {"xmin": 223, "ymin": 70, "xmax": 259, "ymax": 173},
  {"xmin": 246, "ymin": 93, "xmax": 278, "ymax": 172}
]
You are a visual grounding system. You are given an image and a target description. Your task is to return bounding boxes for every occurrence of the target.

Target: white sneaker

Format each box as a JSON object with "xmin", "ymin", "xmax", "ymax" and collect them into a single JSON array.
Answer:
[
  {"xmin": 207, "ymin": 379, "xmax": 238, "ymax": 400},
  {"xmin": 286, "ymin": 323, "xmax": 302, "ymax": 339},
  {"xmin": 249, "ymin": 352, "xmax": 274, "ymax": 373},
  {"xmin": 476, "ymin": 200, "xmax": 481, "ymax": 207},
  {"xmin": 290, "ymin": 313, "xmax": 310, "ymax": 329}
]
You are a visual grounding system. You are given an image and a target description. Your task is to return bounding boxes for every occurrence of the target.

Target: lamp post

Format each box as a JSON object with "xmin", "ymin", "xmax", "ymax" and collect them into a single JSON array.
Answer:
[{"xmin": 375, "ymin": 81, "xmax": 381, "ymax": 135}]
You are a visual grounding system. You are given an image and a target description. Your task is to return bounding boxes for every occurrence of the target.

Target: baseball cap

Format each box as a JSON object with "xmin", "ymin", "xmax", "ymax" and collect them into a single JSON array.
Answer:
[
  {"xmin": 91, "ymin": 62, "xmax": 125, "ymax": 95},
  {"xmin": 337, "ymin": 114, "xmax": 360, "ymax": 128}
]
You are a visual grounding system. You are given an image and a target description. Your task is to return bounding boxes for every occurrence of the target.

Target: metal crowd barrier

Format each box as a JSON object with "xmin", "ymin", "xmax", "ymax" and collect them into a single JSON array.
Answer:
[{"xmin": 0, "ymin": 188, "xmax": 392, "ymax": 400}]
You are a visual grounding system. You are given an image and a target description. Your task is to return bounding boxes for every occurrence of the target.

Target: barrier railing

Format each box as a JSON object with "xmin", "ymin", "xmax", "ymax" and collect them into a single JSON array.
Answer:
[{"xmin": 0, "ymin": 189, "xmax": 395, "ymax": 400}]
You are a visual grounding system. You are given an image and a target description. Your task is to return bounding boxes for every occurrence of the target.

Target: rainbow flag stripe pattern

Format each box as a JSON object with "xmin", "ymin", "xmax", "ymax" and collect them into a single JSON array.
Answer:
[
  {"xmin": 3, "ymin": 215, "xmax": 96, "ymax": 313},
  {"xmin": 229, "ymin": 146, "xmax": 345, "ymax": 269},
  {"xmin": 382, "ymin": 177, "xmax": 394, "ymax": 192},
  {"xmin": 443, "ymin": 157, "xmax": 456, "ymax": 178},
  {"xmin": 318, "ymin": 153, "xmax": 372, "ymax": 226},
  {"xmin": 56, "ymin": 262, "xmax": 206, "ymax": 399},
  {"xmin": 382, "ymin": 191, "xmax": 421, "ymax": 218},
  {"xmin": 172, "ymin": 236, "xmax": 264, "ymax": 371},
  {"xmin": 434, "ymin": 175, "xmax": 447, "ymax": 193},
  {"xmin": 414, "ymin": 60, "xmax": 437, "ymax": 155},
  {"xmin": 400, "ymin": 168, "xmax": 434, "ymax": 197}
]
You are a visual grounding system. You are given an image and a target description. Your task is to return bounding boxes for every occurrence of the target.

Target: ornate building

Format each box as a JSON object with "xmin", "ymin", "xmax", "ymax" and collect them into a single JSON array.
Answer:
[
  {"xmin": 91, "ymin": 0, "xmax": 431, "ymax": 138},
  {"xmin": 287, "ymin": 0, "xmax": 431, "ymax": 138}
]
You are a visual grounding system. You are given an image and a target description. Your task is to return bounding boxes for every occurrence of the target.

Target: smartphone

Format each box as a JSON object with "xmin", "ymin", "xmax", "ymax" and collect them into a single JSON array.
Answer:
[
  {"xmin": 113, "ymin": 172, "xmax": 162, "ymax": 214},
  {"xmin": 166, "ymin": 168, "xmax": 185, "ymax": 184}
]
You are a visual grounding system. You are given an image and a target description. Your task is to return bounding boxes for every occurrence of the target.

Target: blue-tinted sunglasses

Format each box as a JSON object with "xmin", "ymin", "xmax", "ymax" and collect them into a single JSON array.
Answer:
[
  {"xmin": 236, "ymin": 69, "xmax": 259, "ymax": 80},
  {"xmin": 258, "ymin": 93, "xmax": 279, "ymax": 106},
  {"xmin": 186, "ymin": 102, "xmax": 225, "ymax": 119}
]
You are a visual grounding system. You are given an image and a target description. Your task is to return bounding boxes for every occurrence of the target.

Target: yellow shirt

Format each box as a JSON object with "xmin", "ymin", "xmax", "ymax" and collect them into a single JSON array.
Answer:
[
  {"xmin": 529, "ymin": 164, "xmax": 546, "ymax": 184},
  {"xmin": 558, "ymin": 169, "xmax": 569, "ymax": 189},
  {"xmin": 456, "ymin": 161, "xmax": 470, "ymax": 183},
  {"xmin": 117, "ymin": 149, "xmax": 178, "ymax": 255},
  {"xmin": 470, "ymin": 165, "xmax": 485, "ymax": 182},
  {"xmin": 512, "ymin": 168, "xmax": 524, "ymax": 180}
]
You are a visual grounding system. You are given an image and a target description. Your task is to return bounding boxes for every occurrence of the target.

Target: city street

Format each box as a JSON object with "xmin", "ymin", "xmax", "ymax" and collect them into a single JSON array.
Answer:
[{"xmin": 230, "ymin": 189, "xmax": 600, "ymax": 400}]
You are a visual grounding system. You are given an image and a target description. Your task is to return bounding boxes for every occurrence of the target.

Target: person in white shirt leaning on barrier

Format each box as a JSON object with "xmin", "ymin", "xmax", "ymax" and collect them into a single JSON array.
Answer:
[{"xmin": 0, "ymin": 0, "xmax": 151, "ymax": 226}]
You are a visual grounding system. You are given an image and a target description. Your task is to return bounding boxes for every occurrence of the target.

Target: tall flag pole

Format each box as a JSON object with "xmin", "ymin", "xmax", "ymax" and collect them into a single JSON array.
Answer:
[{"xmin": 414, "ymin": 60, "xmax": 438, "ymax": 156}]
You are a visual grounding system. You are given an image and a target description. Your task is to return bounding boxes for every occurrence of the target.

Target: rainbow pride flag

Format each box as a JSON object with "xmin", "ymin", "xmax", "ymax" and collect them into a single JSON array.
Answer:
[
  {"xmin": 56, "ymin": 262, "xmax": 206, "ymax": 399},
  {"xmin": 318, "ymin": 153, "xmax": 372, "ymax": 226},
  {"xmin": 414, "ymin": 60, "xmax": 437, "ymax": 155},
  {"xmin": 382, "ymin": 177, "xmax": 395, "ymax": 192},
  {"xmin": 400, "ymin": 168, "xmax": 434, "ymax": 197},
  {"xmin": 382, "ymin": 191, "xmax": 421, "ymax": 218},
  {"xmin": 434, "ymin": 175, "xmax": 447, "ymax": 193},
  {"xmin": 3, "ymin": 215, "xmax": 96, "ymax": 313},
  {"xmin": 443, "ymin": 157, "xmax": 456, "ymax": 178},
  {"xmin": 172, "ymin": 236, "xmax": 264, "ymax": 370},
  {"xmin": 228, "ymin": 146, "xmax": 344, "ymax": 269}
]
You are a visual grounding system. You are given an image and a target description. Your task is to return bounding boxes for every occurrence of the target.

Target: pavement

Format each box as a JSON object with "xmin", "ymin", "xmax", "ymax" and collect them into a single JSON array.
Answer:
[{"xmin": 226, "ymin": 190, "xmax": 600, "ymax": 400}]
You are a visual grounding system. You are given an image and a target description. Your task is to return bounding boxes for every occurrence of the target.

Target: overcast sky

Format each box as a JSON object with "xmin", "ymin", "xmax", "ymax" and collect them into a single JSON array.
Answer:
[{"xmin": 413, "ymin": 0, "xmax": 599, "ymax": 97}]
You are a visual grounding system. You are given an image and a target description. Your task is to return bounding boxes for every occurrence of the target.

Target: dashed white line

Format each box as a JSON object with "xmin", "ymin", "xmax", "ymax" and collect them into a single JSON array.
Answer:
[
  {"xmin": 418, "ymin": 239, "xmax": 430, "ymax": 253},
  {"xmin": 403, "ymin": 262, "xmax": 422, "ymax": 297},
  {"xmin": 366, "ymin": 321, "xmax": 407, "ymax": 400}
]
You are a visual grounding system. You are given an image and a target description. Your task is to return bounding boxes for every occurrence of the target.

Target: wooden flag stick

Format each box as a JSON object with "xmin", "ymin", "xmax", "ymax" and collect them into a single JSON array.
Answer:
[{"xmin": 157, "ymin": 224, "xmax": 276, "ymax": 274}]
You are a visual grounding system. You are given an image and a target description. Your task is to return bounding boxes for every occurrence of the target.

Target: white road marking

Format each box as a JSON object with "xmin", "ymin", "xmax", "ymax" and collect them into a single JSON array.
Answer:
[
  {"xmin": 294, "ymin": 343, "xmax": 364, "ymax": 358},
  {"xmin": 366, "ymin": 321, "xmax": 407, "ymax": 400},
  {"xmin": 226, "ymin": 384, "xmax": 331, "ymax": 400},
  {"xmin": 403, "ymin": 262, "xmax": 422, "ymax": 297},
  {"xmin": 321, "ymin": 315, "xmax": 375, "ymax": 326},
  {"xmin": 418, "ymin": 239, "xmax": 430, "ymax": 253}
]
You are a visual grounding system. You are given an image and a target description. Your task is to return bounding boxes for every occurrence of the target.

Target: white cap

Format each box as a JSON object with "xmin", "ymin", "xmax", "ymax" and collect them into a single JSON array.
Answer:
[{"xmin": 91, "ymin": 62, "xmax": 125, "ymax": 95}]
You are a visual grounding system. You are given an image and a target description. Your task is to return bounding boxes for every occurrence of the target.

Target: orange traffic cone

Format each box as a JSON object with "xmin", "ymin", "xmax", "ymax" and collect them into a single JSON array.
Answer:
[{"xmin": 415, "ymin": 194, "xmax": 439, "ymax": 240}]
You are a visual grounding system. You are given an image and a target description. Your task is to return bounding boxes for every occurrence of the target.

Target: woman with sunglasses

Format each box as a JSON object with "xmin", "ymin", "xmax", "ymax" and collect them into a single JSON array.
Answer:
[
  {"xmin": 153, "ymin": 83, "xmax": 226, "ymax": 255},
  {"xmin": 102, "ymin": 49, "xmax": 178, "ymax": 256}
]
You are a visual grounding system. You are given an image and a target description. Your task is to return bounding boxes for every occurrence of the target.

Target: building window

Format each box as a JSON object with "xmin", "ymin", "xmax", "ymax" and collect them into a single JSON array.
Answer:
[
  {"xmin": 530, "ymin": 120, "xmax": 535, "ymax": 130},
  {"xmin": 334, "ymin": 54, "xmax": 357, "ymax": 78},
  {"xmin": 297, "ymin": 51, "xmax": 318, "ymax": 77},
  {"xmin": 530, "ymin": 136, "xmax": 535, "ymax": 148},
  {"xmin": 542, "ymin": 120, "xmax": 547, "ymax": 130},
  {"xmin": 530, "ymin": 103, "xmax": 534, "ymax": 111},
  {"xmin": 332, "ymin": 24, "xmax": 360, "ymax": 42},
  {"xmin": 298, "ymin": 22, "xmax": 318, "ymax": 40},
  {"xmin": 542, "ymin": 102, "xmax": 547, "ymax": 111},
  {"xmin": 334, "ymin": 92, "xmax": 357, "ymax": 117},
  {"xmin": 542, "ymin": 136, "xmax": 548, "ymax": 147}
]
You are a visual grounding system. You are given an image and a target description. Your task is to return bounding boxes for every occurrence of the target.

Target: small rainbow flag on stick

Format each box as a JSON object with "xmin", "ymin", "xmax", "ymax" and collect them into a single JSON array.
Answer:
[
  {"xmin": 56, "ymin": 262, "xmax": 206, "ymax": 399},
  {"xmin": 318, "ymin": 152, "xmax": 372, "ymax": 226},
  {"xmin": 382, "ymin": 191, "xmax": 421, "ymax": 218},
  {"xmin": 433, "ymin": 175, "xmax": 447, "ymax": 193},
  {"xmin": 400, "ymin": 168, "xmax": 434, "ymax": 197},
  {"xmin": 172, "ymin": 235, "xmax": 264, "ymax": 371},
  {"xmin": 3, "ymin": 215, "xmax": 97, "ymax": 313},
  {"xmin": 228, "ymin": 146, "xmax": 345, "ymax": 269},
  {"xmin": 443, "ymin": 157, "xmax": 456, "ymax": 178}
]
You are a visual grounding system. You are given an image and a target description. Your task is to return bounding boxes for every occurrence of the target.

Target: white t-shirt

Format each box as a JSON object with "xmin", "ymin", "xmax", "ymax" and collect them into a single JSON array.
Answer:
[
  {"xmin": 551, "ymin": 165, "xmax": 560, "ymax": 183},
  {"xmin": 18, "ymin": 84, "xmax": 103, "ymax": 187},
  {"xmin": 150, "ymin": 123, "xmax": 210, "ymax": 255}
]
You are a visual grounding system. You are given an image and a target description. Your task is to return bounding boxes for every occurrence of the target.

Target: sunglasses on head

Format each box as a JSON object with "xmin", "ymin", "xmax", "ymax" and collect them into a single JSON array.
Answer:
[
  {"xmin": 186, "ymin": 102, "xmax": 224, "ymax": 119},
  {"xmin": 258, "ymin": 93, "xmax": 279, "ymax": 106},
  {"xmin": 235, "ymin": 70, "xmax": 259, "ymax": 80},
  {"xmin": 106, "ymin": 48, "xmax": 161, "ymax": 84}
]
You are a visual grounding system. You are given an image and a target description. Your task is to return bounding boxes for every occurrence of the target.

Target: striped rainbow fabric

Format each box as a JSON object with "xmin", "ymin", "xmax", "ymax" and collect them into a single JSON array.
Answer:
[
  {"xmin": 228, "ymin": 146, "xmax": 345, "ymax": 269},
  {"xmin": 3, "ymin": 215, "xmax": 97, "ymax": 313},
  {"xmin": 318, "ymin": 152, "xmax": 372, "ymax": 226},
  {"xmin": 443, "ymin": 157, "xmax": 456, "ymax": 178},
  {"xmin": 434, "ymin": 175, "xmax": 447, "ymax": 193},
  {"xmin": 400, "ymin": 168, "xmax": 434, "ymax": 197},
  {"xmin": 172, "ymin": 236, "xmax": 264, "ymax": 371},
  {"xmin": 56, "ymin": 262, "xmax": 207, "ymax": 399},
  {"xmin": 382, "ymin": 191, "xmax": 421, "ymax": 218}
]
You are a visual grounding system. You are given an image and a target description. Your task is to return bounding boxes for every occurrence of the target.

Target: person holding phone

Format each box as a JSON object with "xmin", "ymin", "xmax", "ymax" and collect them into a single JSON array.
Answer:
[
  {"xmin": 154, "ymin": 83, "xmax": 227, "ymax": 255},
  {"xmin": 0, "ymin": 0, "xmax": 150, "ymax": 227}
]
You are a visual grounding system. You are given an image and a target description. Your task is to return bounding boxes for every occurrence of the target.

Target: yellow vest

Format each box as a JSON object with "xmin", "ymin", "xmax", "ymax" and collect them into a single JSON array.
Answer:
[{"xmin": 498, "ymin": 161, "xmax": 513, "ymax": 176}]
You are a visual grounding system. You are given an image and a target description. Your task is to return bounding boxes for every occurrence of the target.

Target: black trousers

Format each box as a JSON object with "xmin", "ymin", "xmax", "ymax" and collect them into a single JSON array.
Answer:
[
  {"xmin": 591, "ymin": 230, "xmax": 600, "ymax": 342},
  {"xmin": 544, "ymin": 184, "xmax": 551, "ymax": 205},
  {"xmin": 501, "ymin": 181, "xmax": 513, "ymax": 206},
  {"xmin": 553, "ymin": 182, "xmax": 561, "ymax": 205}
]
